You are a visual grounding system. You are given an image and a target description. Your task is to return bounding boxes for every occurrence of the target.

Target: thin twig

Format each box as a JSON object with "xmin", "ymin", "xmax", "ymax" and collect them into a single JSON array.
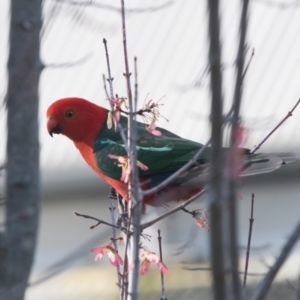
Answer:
[
  {"xmin": 251, "ymin": 99, "xmax": 300, "ymax": 154},
  {"xmin": 241, "ymin": 48, "xmax": 255, "ymax": 82},
  {"xmin": 182, "ymin": 266, "xmax": 265, "ymax": 277},
  {"xmin": 103, "ymin": 38, "xmax": 114, "ymax": 98},
  {"xmin": 295, "ymin": 266, "xmax": 300, "ymax": 300},
  {"xmin": 55, "ymin": 0, "xmax": 174, "ymax": 13},
  {"xmin": 29, "ymin": 230, "xmax": 110, "ymax": 288},
  {"xmin": 242, "ymin": 193, "xmax": 255, "ymax": 298},
  {"xmin": 74, "ymin": 211, "xmax": 130, "ymax": 233},
  {"xmin": 121, "ymin": 206, "xmax": 132, "ymax": 300},
  {"xmin": 134, "ymin": 56, "xmax": 138, "ymax": 113},
  {"xmin": 224, "ymin": 0, "xmax": 249, "ymax": 298},
  {"xmin": 251, "ymin": 219, "xmax": 300, "ymax": 300},
  {"xmin": 119, "ymin": 1, "xmax": 142, "ymax": 299},
  {"xmin": 102, "ymin": 75, "xmax": 129, "ymax": 150},
  {"xmin": 43, "ymin": 53, "xmax": 93, "ymax": 68},
  {"xmin": 141, "ymin": 189, "xmax": 205, "ymax": 230},
  {"xmin": 108, "ymin": 190, "xmax": 122, "ymax": 299},
  {"xmin": 158, "ymin": 230, "xmax": 167, "ymax": 300}
]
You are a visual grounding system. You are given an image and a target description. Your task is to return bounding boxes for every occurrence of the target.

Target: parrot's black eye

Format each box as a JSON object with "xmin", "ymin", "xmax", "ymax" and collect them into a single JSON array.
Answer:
[{"xmin": 65, "ymin": 110, "xmax": 74, "ymax": 118}]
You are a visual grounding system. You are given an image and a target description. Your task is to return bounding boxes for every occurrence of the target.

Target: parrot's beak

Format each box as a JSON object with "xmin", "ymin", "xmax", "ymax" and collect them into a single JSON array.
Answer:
[{"xmin": 47, "ymin": 117, "xmax": 61, "ymax": 137}]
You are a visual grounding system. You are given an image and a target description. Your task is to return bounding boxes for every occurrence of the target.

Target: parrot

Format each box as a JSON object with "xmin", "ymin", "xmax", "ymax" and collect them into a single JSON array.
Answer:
[{"xmin": 46, "ymin": 97, "xmax": 298, "ymax": 207}]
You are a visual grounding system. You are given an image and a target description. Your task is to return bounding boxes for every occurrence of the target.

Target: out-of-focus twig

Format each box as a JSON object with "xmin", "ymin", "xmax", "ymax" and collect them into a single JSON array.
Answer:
[
  {"xmin": 55, "ymin": 0, "xmax": 174, "ymax": 13},
  {"xmin": 206, "ymin": 0, "xmax": 227, "ymax": 299},
  {"xmin": 141, "ymin": 189, "xmax": 205, "ymax": 230},
  {"xmin": 182, "ymin": 266, "xmax": 265, "ymax": 277},
  {"xmin": 134, "ymin": 57, "xmax": 138, "ymax": 112},
  {"xmin": 242, "ymin": 48, "xmax": 255, "ymax": 82},
  {"xmin": 108, "ymin": 189, "xmax": 122, "ymax": 299},
  {"xmin": 103, "ymin": 38, "xmax": 114, "ymax": 98},
  {"xmin": 119, "ymin": 1, "xmax": 142, "ymax": 299},
  {"xmin": 251, "ymin": 219, "xmax": 300, "ymax": 300},
  {"xmin": 224, "ymin": 0, "xmax": 249, "ymax": 298},
  {"xmin": 158, "ymin": 229, "xmax": 167, "ymax": 300},
  {"xmin": 74, "ymin": 211, "xmax": 130, "ymax": 233},
  {"xmin": 243, "ymin": 193, "xmax": 255, "ymax": 298},
  {"xmin": 42, "ymin": 53, "xmax": 93, "ymax": 68},
  {"xmin": 295, "ymin": 266, "xmax": 300, "ymax": 300},
  {"xmin": 251, "ymin": 99, "xmax": 300, "ymax": 154}
]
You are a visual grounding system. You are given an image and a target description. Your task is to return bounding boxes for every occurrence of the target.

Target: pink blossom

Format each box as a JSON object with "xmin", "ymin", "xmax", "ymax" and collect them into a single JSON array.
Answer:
[
  {"xmin": 141, "ymin": 95, "xmax": 168, "ymax": 130},
  {"xmin": 107, "ymin": 97, "xmax": 127, "ymax": 131},
  {"xmin": 91, "ymin": 245, "xmax": 123, "ymax": 267},
  {"xmin": 193, "ymin": 209, "xmax": 209, "ymax": 230},
  {"xmin": 137, "ymin": 161, "xmax": 149, "ymax": 171},
  {"xmin": 107, "ymin": 154, "xmax": 149, "ymax": 183},
  {"xmin": 139, "ymin": 251, "xmax": 168, "ymax": 275},
  {"xmin": 146, "ymin": 116, "xmax": 162, "ymax": 136}
]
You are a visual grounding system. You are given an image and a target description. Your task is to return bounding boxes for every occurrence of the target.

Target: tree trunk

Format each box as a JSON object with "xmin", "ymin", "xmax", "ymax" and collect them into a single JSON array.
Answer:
[{"xmin": 0, "ymin": 0, "xmax": 42, "ymax": 299}]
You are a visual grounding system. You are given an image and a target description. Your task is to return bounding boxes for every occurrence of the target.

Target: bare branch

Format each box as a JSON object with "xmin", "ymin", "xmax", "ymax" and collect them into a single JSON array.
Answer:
[
  {"xmin": 243, "ymin": 193, "xmax": 255, "ymax": 297},
  {"xmin": 141, "ymin": 189, "xmax": 205, "ymax": 230},
  {"xmin": 43, "ymin": 52, "xmax": 93, "ymax": 68},
  {"xmin": 119, "ymin": 0, "xmax": 143, "ymax": 298},
  {"xmin": 134, "ymin": 57, "xmax": 138, "ymax": 112},
  {"xmin": 242, "ymin": 48, "xmax": 255, "ymax": 82},
  {"xmin": 252, "ymin": 0, "xmax": 300, "ymax": 9},
  {"xmin": 251, "ymin": 219, "xmax": 300, "ymax": 300},
  {"xmin": 182, "ymin": 266, "xmax": 265, "ymax": 277},
  {"xmin": 251, "ymin": 99, "xmax": 300, "ymax": 154},
  {"xmin": 295, "ymin": 265, "xmax": 300, "ymax": 300},
  {"xmin": 224, "ymin": 0, "xmax": 249, "ymax": 298},
  {"xmin": 158, "ymin": 230, "xmax": 167, "ymax": 300},
  {"xmin": 55, "ymin": 0, "xmax": 174, "ymax": 13},
  {"xmin": 74, "ymin": 211, "xmax": 130, "ymax": 233},
  {"xmin": 108, "ymin": 190, "xmax": 122, "ymax": 297},
  {"xmin": 103, "ymin": 38, "xmax": 114, "ymax": 99},
  {"xmin": 207, "ymin": 0, "xmax": 227, "ymax": 299}
]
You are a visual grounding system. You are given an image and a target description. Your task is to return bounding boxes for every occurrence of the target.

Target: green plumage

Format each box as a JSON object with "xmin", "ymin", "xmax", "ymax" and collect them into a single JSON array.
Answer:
[
  {"xmin": 93, "ymin": 111, "xmax": 299, "ymax": 182},
  {"xmin": 93, "ymin": 113, "xmax": 208, "ymax": 180}
]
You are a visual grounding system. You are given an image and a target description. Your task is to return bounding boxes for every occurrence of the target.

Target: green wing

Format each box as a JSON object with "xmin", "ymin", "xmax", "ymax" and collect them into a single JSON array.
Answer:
[{"xmin": 93, "ymin": 114, "xmax": 208, "ymax": 179}]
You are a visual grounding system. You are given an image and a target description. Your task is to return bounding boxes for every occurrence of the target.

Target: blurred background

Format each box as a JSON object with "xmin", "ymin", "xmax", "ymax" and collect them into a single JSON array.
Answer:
[{"xmin": 1, "ymin": 0, "xmax": 300, "ymax": 299}]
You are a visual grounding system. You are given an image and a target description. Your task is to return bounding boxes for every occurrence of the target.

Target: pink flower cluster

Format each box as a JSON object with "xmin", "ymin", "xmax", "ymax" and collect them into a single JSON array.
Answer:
[
  {"xmin": 107, "ymin": 97, "xmax": 128, "ymax": 131},
  {"xmin": 106, "ymin": 94, "xmax": 168, "ymax": 137},
  {"xmin": 107, "ymin": 154, "xmax": 148, "ymax": 183},
  {"xmin": 91, "ymin": 246, "xmax": 168, "ymax": 276},
  {"xmin": 139, "ymin": 251, "xmax": 168, "ymax": 275},
  {"xmin": 91, "ymin": 245, "xmax": 123, "ymax": 267}
]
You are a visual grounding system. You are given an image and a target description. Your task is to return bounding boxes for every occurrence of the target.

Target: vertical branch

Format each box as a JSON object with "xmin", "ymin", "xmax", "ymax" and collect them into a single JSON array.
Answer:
[
  {"xmin": 108, "ymin": 190, "xmax": 122, "ymax": 299},
  {"xmin": 206, "ymin": 1, "xmax": 227, "ymax": 300},
  {"xmin": 224, "ymin": 1, "xmax": 249, "ymax": 299},
  {"xmin": 134, "ymin": 57, "xmax": 138, "ymax": 113},
  {"xmin": 120, "ymin": 1, "xmax": 142, "ymax": 299},
  {"xmin": 251, "ymin": 220, "xmax": 300, "ymax": 300},
  {"xmin": 158, "ymin": 230, "xmax": 167, "ymax": 300},
  {"xmin": 0, "ymin": 0, "xmax": 42, "ymax": 299},
  {"xmin": 242, "ymin": 193, "xmax": 255, "ymax": 298},
  {"xmin": 296, "ymin": 265, "xmax": 300, "ymax": 300},
  {"xmin": 103, "ymin": 39, "xmax": 122, "ymax": 297},
  {"xmin": 103, "ymin": 38, "xmax": 115, "ymax": 98}
]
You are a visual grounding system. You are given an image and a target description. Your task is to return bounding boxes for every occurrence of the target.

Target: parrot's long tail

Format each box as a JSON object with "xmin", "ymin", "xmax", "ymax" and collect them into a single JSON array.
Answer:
[{"xmin": 241, "ymin": 152, "xmax": 299, "ymax": 176}]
